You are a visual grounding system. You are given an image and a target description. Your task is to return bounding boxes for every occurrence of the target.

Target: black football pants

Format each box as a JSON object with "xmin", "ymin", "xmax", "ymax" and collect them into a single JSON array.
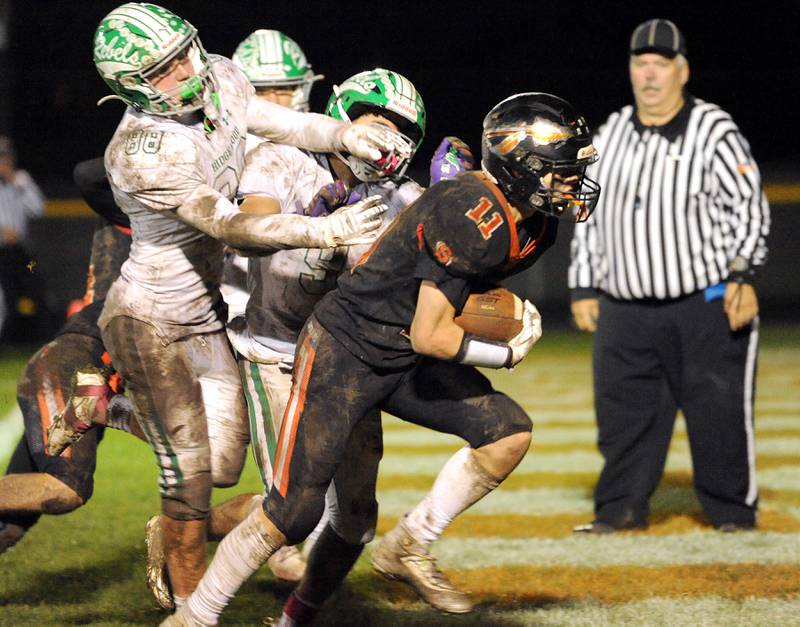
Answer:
[
  {"xmin": 592, "ymin": 292, "xmax": 759, "ymax": 528},
  {"xmin": 264, "ymin": 315, "xmax": 532, "ymax": 544}
]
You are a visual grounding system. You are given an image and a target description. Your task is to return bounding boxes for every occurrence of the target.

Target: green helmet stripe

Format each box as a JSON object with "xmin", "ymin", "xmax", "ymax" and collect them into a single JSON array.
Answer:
[
  {"xmin": 325, "ymin": 68, "xmax": 425, "ymax": 149},
  {"xmin": 257, "ymin": 30, "xmax": 282, "ymax": 65},
  {"xmin": 123, "ymin": 8, "xmax": 169, "ymax": 38}
]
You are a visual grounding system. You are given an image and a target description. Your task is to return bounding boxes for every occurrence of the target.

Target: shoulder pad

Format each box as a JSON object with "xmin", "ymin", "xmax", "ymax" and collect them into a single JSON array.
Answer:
[
  {"xmin": 106, "ymin": 129, "xmax": 200, "ymax": 194},
  {"xmin": 211, "ymin": 55, "xmax": 255, "ymax": 101},
  {"xmin": 418, "ymin": 175, "xmax": 511, "ymax": 277},
  {"xmin": 105, "ymin": 129, "xmax": 204, "ymax": 210}
]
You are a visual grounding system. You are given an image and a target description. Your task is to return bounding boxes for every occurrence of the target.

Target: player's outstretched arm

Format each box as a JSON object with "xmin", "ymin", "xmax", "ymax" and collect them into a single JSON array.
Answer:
[
  {"xmin": 246, "ymin": 97, "xmax": 402, "ymax": 162},
  {"xmin": 175, "ymin": 184, "xmax": 387, "ymax": 252}
]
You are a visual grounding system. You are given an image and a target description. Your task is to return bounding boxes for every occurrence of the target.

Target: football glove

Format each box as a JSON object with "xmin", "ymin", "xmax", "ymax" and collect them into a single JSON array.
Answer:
[
  {"xmin": 338, "ymin": 123, "xmax": 410, "ymax": 163},
  {"xmin": 304, "ymin": 180, "xmax": 361, "ymax": 217},
  {"xmin": 506, "ymin": 300, "xmax": 542, "ymax": 367},
  {"xmin": 319, "ymin": 194, "xmax": 387, "ymax": 247},
  {"xmin": 430, "ymin": 136, "xmax": 474, "ymax": 185}
]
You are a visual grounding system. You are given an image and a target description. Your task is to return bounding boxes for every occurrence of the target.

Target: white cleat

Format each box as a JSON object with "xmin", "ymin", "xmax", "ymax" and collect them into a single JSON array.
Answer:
[
  {"xmin": 372, "ymin": 521, "xmax": 474, "ymax": 614},
  {"xmin": 145, "ymin": 515, "xmax": 174, "ymax": 610}
]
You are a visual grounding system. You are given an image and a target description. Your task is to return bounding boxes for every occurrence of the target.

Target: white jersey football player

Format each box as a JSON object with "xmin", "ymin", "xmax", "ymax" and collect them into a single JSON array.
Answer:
[
  {"xmin": 228, "ymin": 68, "xmax": 425, "ymax": 496},
  {"xmin": 162, "ymin": 68, "xmax": 475, "ymax": 627},
  {"xmin": 220, "ymin": 29, "xmax": 326, "ymax": 320},
  {"xmin": 144, "ymin": 30, "xmax": 328, "ymax": 607},
  {"xmin": 92, "ymin": 3, "xmax": 405, "ymax": 608}
]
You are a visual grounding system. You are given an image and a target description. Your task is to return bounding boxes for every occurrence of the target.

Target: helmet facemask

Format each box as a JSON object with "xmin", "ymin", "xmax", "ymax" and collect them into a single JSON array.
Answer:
[
  {"xmin": 332, "ymin": 91, "xmax": 417, "ymax": 182},
  {"xmin": 135, "ymin": 34, "xmax": 217, "ymax": 116},
  {"xmin": 324, "ymin": 68, "xmax": 425, "ymax": 183},
  {"xmin": 494, "ymin": 144, "xmax": 601, "ymax": 222},
  {"xmin": 482, "ymin": 93, "xmax": 602, "ymax": 223}
]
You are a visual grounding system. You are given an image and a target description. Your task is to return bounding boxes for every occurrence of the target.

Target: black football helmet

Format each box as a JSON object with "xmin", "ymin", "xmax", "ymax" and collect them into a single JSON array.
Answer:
[{"xmin": 482, "ymin": 92, "xmax": 600, "ymax": 222}]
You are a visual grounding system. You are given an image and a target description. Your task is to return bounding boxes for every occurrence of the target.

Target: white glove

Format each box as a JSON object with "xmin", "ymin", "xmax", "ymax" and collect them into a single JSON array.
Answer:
[
  {"xmin": 338, "ymin": 123, "xmax": 409, "ymax": 162},
  {"xmin": 320, "ymin": 195, "xmax": 387, "ymax": 247},
  {"xmin": 507, "ymin": 300, "xmax": 542, "ymax": 367}
]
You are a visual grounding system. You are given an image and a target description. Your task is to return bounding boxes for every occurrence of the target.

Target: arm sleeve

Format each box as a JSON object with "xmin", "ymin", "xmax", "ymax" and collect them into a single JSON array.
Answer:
[
  {"xmin": 174, "ymin": 184, "xmax": 334, "ymax": 253},
  {"xmin": 711, "ymin": 129, "xmax": 770, "ymax": 279},
  {"xmin": 246, "ymin": 98, "xmax": 346, "ymax": 154},
  {"xmin": 12, "ymin": 170, "xmax": 45, "ymax": 219},
  {"xmin": 73, "ymin": 158, "xmax": 130, "ymax": 228}
]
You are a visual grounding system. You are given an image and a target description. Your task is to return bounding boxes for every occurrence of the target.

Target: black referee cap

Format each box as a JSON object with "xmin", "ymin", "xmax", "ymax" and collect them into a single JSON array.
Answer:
[{"xmin": 630, "ymin": 19, "xmax": 687, "ymax": 59}]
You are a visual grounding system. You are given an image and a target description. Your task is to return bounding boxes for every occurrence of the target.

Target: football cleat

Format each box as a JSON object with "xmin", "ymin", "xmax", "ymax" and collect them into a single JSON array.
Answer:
[
  {"xmin": 145, "ymin": 515, "xmax": 174, "ymax": 610},
  {"xmin": 266, "ymin": 545, "xmax": 306, "ymax": 582},
  {"xmin": 46, "ymin": 366, "xmax": 110, "ymax": 456},
  {"xmin": 372, "ymin": 521, "xmax": 474, "ymax": 614}
]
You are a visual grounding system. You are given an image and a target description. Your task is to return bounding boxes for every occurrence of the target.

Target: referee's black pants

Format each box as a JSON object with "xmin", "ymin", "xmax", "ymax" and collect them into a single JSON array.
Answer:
[{"xmin": 592, "ymin": 291, "xmax": 759, "ymax": 528}]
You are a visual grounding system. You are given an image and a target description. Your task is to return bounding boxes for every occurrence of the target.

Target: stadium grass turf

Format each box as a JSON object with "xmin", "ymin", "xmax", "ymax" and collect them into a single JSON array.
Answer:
[{"xmin": 0, "ymin": 325, "xmax": 798, "ymax": 625}]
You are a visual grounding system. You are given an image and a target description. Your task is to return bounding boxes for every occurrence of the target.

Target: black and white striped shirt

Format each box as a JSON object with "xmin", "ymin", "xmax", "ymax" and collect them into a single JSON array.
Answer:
[{"xmin": 568, "ymin": 96, "xmax": 770, "ymax": 301}]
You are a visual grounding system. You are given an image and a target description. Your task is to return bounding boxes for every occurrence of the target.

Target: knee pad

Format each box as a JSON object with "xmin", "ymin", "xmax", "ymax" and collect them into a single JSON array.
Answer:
[
  {"xmin": 326, "ymin": 482, "xmax": 378, "ymax": 545},
  {"xmin": 203, "ymin": 354, "xmax": 249, "ymax": 488},
  {"xmin": 209, "ymin": 434, "xmax": 248, "ymax": 488},
  {"xmin": 468, "ymin": 395, "xmax": 533, "ymax": 448}
]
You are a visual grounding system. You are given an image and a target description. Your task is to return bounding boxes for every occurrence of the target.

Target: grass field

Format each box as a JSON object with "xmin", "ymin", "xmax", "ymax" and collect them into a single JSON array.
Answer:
[{"xmin": 0, "ymin": 325, "xmax": 798, "ymax": 626}]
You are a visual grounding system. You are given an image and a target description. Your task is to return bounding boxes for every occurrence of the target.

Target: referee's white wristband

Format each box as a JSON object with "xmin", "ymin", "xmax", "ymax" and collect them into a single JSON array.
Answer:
[{"xmin": 454, "ymin": 333, "xmax": 512, "ymax": 369}]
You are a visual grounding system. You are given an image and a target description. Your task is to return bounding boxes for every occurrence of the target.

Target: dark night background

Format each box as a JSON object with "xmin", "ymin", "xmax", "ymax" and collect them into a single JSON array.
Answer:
[
  {"xmin": 1, "ymin": 0, "xmax": 798, "ymax": 330},
  {"xmin": 4, "ymin": 0, "xmax": 799, "ymax": 191}
]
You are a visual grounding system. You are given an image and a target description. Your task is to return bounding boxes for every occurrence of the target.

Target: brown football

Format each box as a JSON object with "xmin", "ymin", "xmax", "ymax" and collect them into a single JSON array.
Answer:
[{"xmin": 454, "ymin": 287, "xmax": 523, "ymax": 342}]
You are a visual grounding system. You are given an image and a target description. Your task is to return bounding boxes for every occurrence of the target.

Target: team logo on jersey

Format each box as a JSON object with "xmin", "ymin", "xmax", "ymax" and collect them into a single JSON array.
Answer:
[
  {"xmin": 465, "ymin": 196, "xmax": 503, "ymax": 240},
  {"xmin": 434, "ymin": 241, "xmax": 453, "ymax": 265}
]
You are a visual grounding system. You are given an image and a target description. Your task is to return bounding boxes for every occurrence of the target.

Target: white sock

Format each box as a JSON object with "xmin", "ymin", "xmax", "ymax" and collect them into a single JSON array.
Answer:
[
  {"xmin": 404, "ymin": 446, "xmax": 500, "ymax": 546},
  {"xmin": 172, "ymin": 595, "xmax": 185, "ymax": 609},
  {"xmin": 302, "ymin": 504, "xmax": 330, "ymax": 555},
  {"xmin": 185, "ymin": 507, "xmax": 282, "ymax": 625}
]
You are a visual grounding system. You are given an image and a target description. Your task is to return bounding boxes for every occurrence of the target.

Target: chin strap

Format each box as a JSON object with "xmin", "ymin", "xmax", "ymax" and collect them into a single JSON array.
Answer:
[{"xmin": 96, "ymin": 94, "xmax": 128, "ymax": 108}]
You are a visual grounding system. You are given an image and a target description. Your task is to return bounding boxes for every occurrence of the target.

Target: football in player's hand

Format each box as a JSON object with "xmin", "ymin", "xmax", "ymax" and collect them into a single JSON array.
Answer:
[{"xmin": 454, "ymin": 287, "xmax": 524, "ymax": 342}]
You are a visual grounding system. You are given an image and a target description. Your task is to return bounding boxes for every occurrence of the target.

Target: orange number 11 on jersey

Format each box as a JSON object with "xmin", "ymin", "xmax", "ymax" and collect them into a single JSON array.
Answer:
[{"xmin": 465, "ymin": 196, "xmax": 503, "ymax": 240}]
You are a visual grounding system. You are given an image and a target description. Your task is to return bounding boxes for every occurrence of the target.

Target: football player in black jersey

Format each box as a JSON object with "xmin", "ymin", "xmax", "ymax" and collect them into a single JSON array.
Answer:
[
  {"xmin": 0, "ymin": 158, "xmax": 136, "ymax": 554},
  {"xmin": 170, "ymin": 93, "xmax": 601, "ymax": 625}
]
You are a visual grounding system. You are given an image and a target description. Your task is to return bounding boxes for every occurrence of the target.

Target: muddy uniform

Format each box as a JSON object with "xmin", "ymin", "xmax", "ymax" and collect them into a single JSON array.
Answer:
[
  {"xmin": 227, "ymin": 142, "xmax": 421, "ymax": 516},
  {"xmin": 4, "ymin": 179, "xmax": 132, "ymax": 536},
  {"xmin": 264, "ymin": 171, "xmax": 557, "ymax": 543},
  {"xmin": 98, "ymin": 56, "xmax": 260, "ymax": 520}
]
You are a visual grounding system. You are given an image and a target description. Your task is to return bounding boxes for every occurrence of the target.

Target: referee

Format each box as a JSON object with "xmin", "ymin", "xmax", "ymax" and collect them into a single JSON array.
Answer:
[{"xmin": 568, "ymin": 19, "xmax": 770, "ymax": 533}]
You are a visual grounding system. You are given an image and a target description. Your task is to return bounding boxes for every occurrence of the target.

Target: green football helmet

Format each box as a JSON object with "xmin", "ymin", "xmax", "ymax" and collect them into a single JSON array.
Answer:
[
  {"xmin": 94, "ymin": 3, "xmax": 217, "ymax": 116},
  {"xmin": 232, "ymin": 29, "xmax": 323, "ymax": 112},
  {"xmin": 325, "ymin": 68, "xmax": 426, "ymax": 181}
]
